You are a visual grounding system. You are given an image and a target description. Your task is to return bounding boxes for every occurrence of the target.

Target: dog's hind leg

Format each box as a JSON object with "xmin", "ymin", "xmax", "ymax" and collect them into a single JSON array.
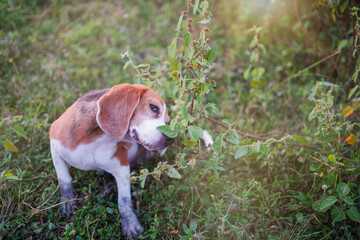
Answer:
[{"xmin": 50, "ymin": 145, "xmax": 77, "ymax": 216}]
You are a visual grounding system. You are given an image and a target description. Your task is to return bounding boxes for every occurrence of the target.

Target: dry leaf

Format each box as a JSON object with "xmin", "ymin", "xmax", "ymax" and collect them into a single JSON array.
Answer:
[
  {"xmin": 343, "ymin": 106, "xmax": 354, "ymax": 117},
  {"xmin": 346, "ymin": 135, "xmax": 357, "ymax": 145}
]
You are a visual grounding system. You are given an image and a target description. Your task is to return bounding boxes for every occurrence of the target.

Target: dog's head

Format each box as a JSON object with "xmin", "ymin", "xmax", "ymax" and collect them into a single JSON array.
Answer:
[{"xmin": 96, "ymin": 83, "xmax": 173, "ymax": 155}]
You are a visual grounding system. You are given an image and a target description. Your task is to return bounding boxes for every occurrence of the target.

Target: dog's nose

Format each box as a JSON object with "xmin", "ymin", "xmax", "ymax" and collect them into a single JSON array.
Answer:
[{"xmin": 163, "ymin": 134, "xmax": 174, "ymax": 146}]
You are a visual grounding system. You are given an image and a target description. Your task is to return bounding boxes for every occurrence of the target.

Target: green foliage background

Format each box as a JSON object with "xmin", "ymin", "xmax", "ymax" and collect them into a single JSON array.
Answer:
[{"xmin": 1, "ymin": 0, "xmax": 360, "ymax": 239}]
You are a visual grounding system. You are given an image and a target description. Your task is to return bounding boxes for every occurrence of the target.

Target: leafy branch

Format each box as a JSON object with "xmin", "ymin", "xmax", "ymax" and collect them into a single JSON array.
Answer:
[{"xmin": 206, "ymin": 116, "xmax": 319, "ymax": 149}]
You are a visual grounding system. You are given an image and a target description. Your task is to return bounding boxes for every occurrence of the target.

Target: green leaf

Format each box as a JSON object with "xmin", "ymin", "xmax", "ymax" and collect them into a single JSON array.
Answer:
[
  {"xmin": 347, "ymin": 206, "xmax": 360, "ymax": 222},
  {"xmin": 330, "ymin": 8, "xmax": 336, "ymax": 21},
  {"xmin": 171, "ymin": 86, "xmax": 179, "ymax": 99},
  {"xmin": 167, "ymin": 37, "xmax": 177, "ymax": 58},
  {"xmin": 309, "ymin": 162, "xmax": 318, "ymax": 171},
  {"xmin": 106, "ymin": 207, "xmax": 114, "ymax": 214},
  {"xmin": 3, "ymin": 140, "xmax": 18, "ymax": 153},
  {"xmin": 344, "ymin": 196, "xmax": 355, "ymax": 205},
  {"xmin": 294, "ymin": 134, "xmax": 308, "ymax": 145},
  {"xmin": 48, "ymin": 222, "xmax": 56, "ymax": 230},
  {"xmin": 352, "ymin": 59, "xmax": 360, "ymax": 82},
  {"xmin": 337, "ymin": 39, "xmax": 348, "ymax": 51},
  {"xmin": 199, "ymin": 0, "xmax": 209, "ymax": 16},
  {"xmin": 296, "ymin": 212, "xmax": 304, "ymax": 222},
  {"xmin": 327, "ymin": 93, "xmax": 334, "ymax": 107},
  {"xmin": 205, "ymin": 103, "xmax": 218, "ymax": 115},
  {"xmin": 183, "ymin": 140, "xmax": 197, "ymax": 147},
  {"xmin": 137, "ymin": 63, "xmax": 150, "ymax": 68},
  {"xmin": 250, "ymin": 51, "xmax": 259, "ymax": 64},
  {"xmin": 221, "ymin": 119, "xmax": 231, "ymax": 126},
  {"xmin": 215, "ymin": 165, "xmax": 225, "ymax": 171},
  {"xmin": 188, "ymin": 126, "xmax": 199, "ymax": 142},
  {"xmin": 322, "ymin": 81, "xmax": 338, "ymax": 88},
  {"xmin": 339, "ymin": 0, "xmax": 348, "ymax": 12},
  {"xmin": 308, "ymin": 108, "xmax": 317, "ymax": 121},
  {"xmin": 195, "ymin": 59, "xmax": 208, "ymax": 67},
  {"xmin": 242, "ymin": 189, "xmax": 249, "ymax": 197},
  {"xmin": 182, "ymin": 105, "xmax": 194, "ymax": 122},
  {"xmin": 327, "ymin": 172, "xmax": 336, "ymax": 186},
  {"xmin": 348, "ymin": 85, "xmax": 358, "ymax": 100},
  {"xmin": 140, "ymin": 169, "xmax": 149, "ymax": 188},
  {"xmin": 244, "ymin": 66, "xmax": 251, "ymax": 80},
  {"xmin": 211, "ymin": 135, "xmax": 224, "ymax": 154},
  {"xmin": 226, "ymin": 131, "xmax": 239, "ymax": 144},
  {"xmin": 123, "ymin": 61, "xmax": 130, "ymax": 70},
  {"xmin": 331, "ymin": 208, "xmax": 346, "ymax": 226},
  {"xmin": 251, "ymin": 67, "xmax": 265, "ymax": 78},
  {"xmin": 14, "ymin": 125, "xmax": 27, "ymax": 139},
  {"xmin": 34, "ymin": 228, "xmax": 43, "ymax": 234},
  {"xmin": 328, "ymin": 0, "xmax": 333, "ymax": 8},
  {"xmin": 185, "ymin": 45, "xmax": 195, "ymax": 59},
  {"xmin": 336, "ymin": 182, "xmax": 350, "ymax": 196},
  {"xmin": 176, "ymin": 15, "xmax": 183, "ymax": 32},
  {"xmin": 312, "ymin": 196, "xmax": 337, "ymax": 213},
  {"xmin": 157, "ymin": 125, "xmax": 178, "ymax": 138},
  {"xmin": 188, "ymin": 126, "xmax": 203, "ymax": 142},
  {"xmin": 308, "ymin": 84, "xmax": 318, "ymax": 101},
  {"xmin": 234, "ymin": 148, "xmax": 248, "ymax": 159},
  {"xmin": 199, "ymin": 30, "xmax": 205, "ymax": 48},
  {"xmin": 204, "ymin": 49, "xmax": 216, "ymax": 64},
  {"xmin": 258, "ymin": 43, "xmax": 267, "ymax": 54},
  {"xmin": 5, "ymin": 175, "xmax": 20, "ymax": 180},
  {"xmin": 184, "ymin": 32, "xmax": 192, "ymax": 47},
  {"xmin": 193, "ymin": 0, "xmax": 200, "ymax": 15},
  {"xmin": 254, "ymin": 141, "xmax": 261, "ymax": 152},
  {"xmin": 167, "ymin": 167, "xmax": 182, "ymax": 179},
  {"xmin": 328, "ymin": 154, "xmax": 336, "ymax": 163},
  {"xmin": 249, "ymin": 37, "xmax": 257, "ymax": 48}
]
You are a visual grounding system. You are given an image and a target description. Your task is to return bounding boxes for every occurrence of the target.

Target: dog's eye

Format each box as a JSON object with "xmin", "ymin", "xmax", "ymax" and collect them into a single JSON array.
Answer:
[{"xmin": 149, "ymin": 104, "xmax": 159, "ymax": 114}]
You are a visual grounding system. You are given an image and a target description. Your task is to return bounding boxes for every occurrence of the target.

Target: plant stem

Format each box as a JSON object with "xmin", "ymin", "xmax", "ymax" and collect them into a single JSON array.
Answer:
[{"xmin": 206, "ymin": 116, "xmax": 319, "ymax": 149}]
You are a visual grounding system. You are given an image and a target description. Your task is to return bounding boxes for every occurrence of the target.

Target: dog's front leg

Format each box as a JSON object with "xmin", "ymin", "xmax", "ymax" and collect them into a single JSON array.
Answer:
[
  {"xmin": 50, "ymin": 147, "xmax": 77, "ymax": 216},
  {"xmin": 112, "ymin": 165, "xmax": 143, "ymax": 238}
]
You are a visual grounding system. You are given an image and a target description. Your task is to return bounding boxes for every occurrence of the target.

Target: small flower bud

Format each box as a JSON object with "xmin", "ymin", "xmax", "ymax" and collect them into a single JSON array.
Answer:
[
  {"xmin": 185, "ymin": 61, "xmax": 193, "ymax": 68},
  {"xmin": 191, "ymin": 40, "xmax": 199, "ymax": 45},
  {"xmin": 153, "ymin": 171, "xmax": 161, "ymax": 181},
  {"xmin": 130, "ymin": 177, "xmax": 137, "ymax": 184}
]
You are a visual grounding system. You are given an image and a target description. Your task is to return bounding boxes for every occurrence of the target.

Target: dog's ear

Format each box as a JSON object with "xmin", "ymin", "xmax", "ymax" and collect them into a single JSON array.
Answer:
[{"xmin": 96, "ymin": 84, "xmax": 146, "ymax": 139}]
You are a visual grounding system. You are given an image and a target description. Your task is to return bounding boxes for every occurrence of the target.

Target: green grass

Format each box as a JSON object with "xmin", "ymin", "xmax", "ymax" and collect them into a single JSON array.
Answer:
[{"xmin": 1, "ymin": 0, "xmax": 360, "ymax": 239}]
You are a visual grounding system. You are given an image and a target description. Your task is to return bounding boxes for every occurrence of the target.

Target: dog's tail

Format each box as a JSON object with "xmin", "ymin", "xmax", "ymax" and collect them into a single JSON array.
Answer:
[{"xmin": 202, "ymin": 130, "xmax": 214, "ymax": 149}]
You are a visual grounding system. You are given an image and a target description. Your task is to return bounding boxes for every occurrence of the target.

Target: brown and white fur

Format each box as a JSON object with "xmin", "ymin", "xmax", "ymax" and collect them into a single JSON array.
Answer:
[{"xmin": 49, "ymin": 83, "xmax": 173, "ymax": 238}]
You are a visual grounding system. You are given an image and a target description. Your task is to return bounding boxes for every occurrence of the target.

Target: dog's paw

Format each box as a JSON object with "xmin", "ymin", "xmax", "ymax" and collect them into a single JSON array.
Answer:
[
  {"xmin": 60, "ymin": 195, "xmax": 78, "ymax": 216},
  {"xmin": 121, "ymin": 211, "xmax": 143, "ymax": 239},
  {"xmin": 59, "ymin": 182, "xmax": 77, "ymax": 216},
  {"xmin": 60, "ymin": 185, "xmax": 77, "ymax": 216}
]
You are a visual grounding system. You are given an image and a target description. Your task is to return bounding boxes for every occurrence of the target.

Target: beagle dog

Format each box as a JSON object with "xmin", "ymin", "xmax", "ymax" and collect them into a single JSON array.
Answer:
[{"xmin": 49, "ymin": 83, "xmax": 173, "ymax": 238}]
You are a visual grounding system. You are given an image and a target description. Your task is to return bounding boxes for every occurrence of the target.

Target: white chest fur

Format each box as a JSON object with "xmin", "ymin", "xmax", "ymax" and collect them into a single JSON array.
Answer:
[{"xmin": 51, "ymin": 135, "xmax": 139, "ymax": 172}]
